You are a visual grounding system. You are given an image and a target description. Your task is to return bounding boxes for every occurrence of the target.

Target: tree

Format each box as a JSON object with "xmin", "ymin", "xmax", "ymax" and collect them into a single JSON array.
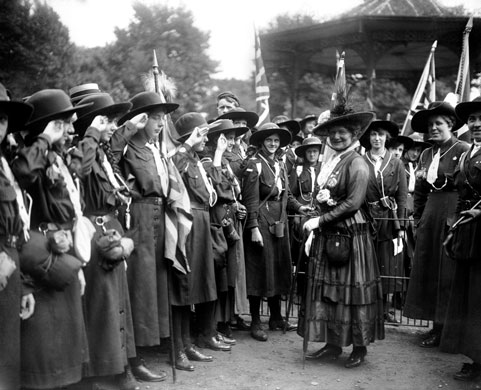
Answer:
[
  {"xmin": 105, "ymin": 2, "xmax": 218, "ymax": 114},
  {"xmin": 0, "ymin": 0, "xmax": 75, "ymax": 98}
]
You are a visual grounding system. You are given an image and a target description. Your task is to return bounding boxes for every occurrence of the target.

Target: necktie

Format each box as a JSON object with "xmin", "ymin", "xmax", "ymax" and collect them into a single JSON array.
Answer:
[
  {"xmin": 1, "ymin": 156, "xmax": 30, "ymax": 240},
  {"xmin": 471, "ymin": 143, "xmax": 481, "ymax": 158},
  {"xmin": 408, "ymin": 162, "xmax": 416, "ymax": 192},
  {"xmin": 56, "ymin": 155, "xmax": 82, "ymax": 216},
  {"xmin": 146, "ymin": 142, "xmax": 169, "ymax": 196},
  {"xmin": 273, "ymin": 161, "xmax": 283, "ymax": 195},
  {"xmin": 309, "ymin": 167, "xmax": 316, "ymax": 193},
  {"xmin": 102, "ymin": 153, "xmax": 120, "ymax": 189},
  {"xmin": 426, "ymin": 149, "xmax": 440, "ymax": 184}
]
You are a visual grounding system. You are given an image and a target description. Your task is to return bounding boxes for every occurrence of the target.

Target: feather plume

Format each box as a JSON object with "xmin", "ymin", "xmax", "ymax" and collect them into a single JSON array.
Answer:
[
  {"xmin": 330, "ymin": 87, "xmax": 354, "ymax": 118},
  {"xmin": 142, "ymin": 70, "xmax": 177, "ymax": 102}
]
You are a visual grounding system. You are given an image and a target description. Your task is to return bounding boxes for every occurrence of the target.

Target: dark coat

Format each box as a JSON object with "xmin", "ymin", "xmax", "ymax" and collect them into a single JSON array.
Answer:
[
  {"xmin": 441, "ymin": 145, "xmax": 481, "ymax": 362},
  {"xmin": 404, "ymin": 136, "xmax": 470, "ymax": 322}
]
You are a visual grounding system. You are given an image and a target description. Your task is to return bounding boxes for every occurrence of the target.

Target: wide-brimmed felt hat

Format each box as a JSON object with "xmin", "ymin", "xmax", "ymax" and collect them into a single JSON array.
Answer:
[
  {"xmin": 118, "ymin": 92, "xmax": 179, "ymax": 125},
  {"xmin": 295, "ymin": 136, "xmax": 323, "ymax": 157},
  {"xmin": 455, "ymin": 96, "xmax": 481, "ymax": 124},
  {"xmin": 272, "ymin": 115, "xmax": 301, "ymax": 136},
  {"xmin": 249, "ymin": 122, "xmax": 291, "ymax": 147},
  {"xmin": 300, "ymin": 114, "xmax": 317, "ymax": 127},
  {"xmin": 207, "ymin": 119, "xmax": 249, "ymax": 139},
  {"xmin": 407, "ymin": 132, "xmax": 431, "ymax": 150},
  {"xmin": 386, "ymin": 135, "xmax": 414, "ymax": 151},
  {"xmin": 360, "ymin": 120, "xmax": 400, "ymax": 149},
  {"xmin": 69, "ymin": 83, "xmax": 101, "ymax": 104},
  {"xmin": 216, "ymin": 107, "xmax": 259, "ymax": 129},
  {"xmin": 0, "ymin": 82, "xmax": 34, "ymax": 133},
  {"xmin": 24, "ymin": 89, "xmax": 92, "ymax": 135},
  {"xmin": 175, "ymin": 112, "xmax": 208, "ymax": 142},
  {"xmin": 313, "ymin": 111, "xmax": 375, "ymax": 139},
  {"xmin": 411, "ymin": 101, "xmax": 462, "ymax": 133},
  {"xmin": 291, "ymin": 134, "xmax": 304, "ymax": 145},
  {"xmin": 73, "ymin": 93, "xmax": 132, "ymax": 136}
]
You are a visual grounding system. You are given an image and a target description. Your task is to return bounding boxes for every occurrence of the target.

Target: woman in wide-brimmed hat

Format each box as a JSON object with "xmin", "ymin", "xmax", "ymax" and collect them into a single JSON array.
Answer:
[
  {"xmin": 199, "ymin": 119, "xmax": 250, "ymax": 340},
  {"xmin": 73, "ymin": 91, "xmax": 154, "ymax": 388},
  {"xmin": 0, "ymin": 82, "xmax": 35, "ymax": 390},
  {"xmin": 241, "ymin": 122, "xmax": 310, "ymax": 342},
  {"xmin": 440, "ymin": 96, "xmax": 481, "ymax": 381},
  {"xmin": 171, "ymin": 113, "xmax": 231, "ymax": 371},
  {"xmin": 404, "ymin": 101, "xmax": 470, "ymax": 348},
  {"xmin": 301, "ymin": 107, "xmax": 384, "ymax": 369},
  {"xmin": 216, "ymin": 107, "xmax": 259, "ymax": 177},
  {"xmin": 11, "ymin": 88, "xmax": 91, "ymax": 389},
  {"xmin": 361, "ymin": 120, "xmax": 407, "ymax": 323},
  {"xmin": 288, "ymin": 136, "xmax": 323, "ymax": 299},
  {"xmin": 272, "ymin": 115, "xmax": 303, "ymax": 176},
  {"xmin": 110, "ymin": 90, "xmax": 182, "ymax": 381}
]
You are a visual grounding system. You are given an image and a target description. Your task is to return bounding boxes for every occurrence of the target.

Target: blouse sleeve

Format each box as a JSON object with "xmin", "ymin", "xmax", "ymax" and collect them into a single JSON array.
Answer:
[
  {"xmin": 319, "ymin": 156, "xmax": 369, "ymax": 226},
  {"xmin": 78, "ymin": 126, "xmax": 100, "ymax": 178},
  {"xmin": 395, "ymin": 158, "xmax": 408, "ymax": 228},
  {"xmin": 241, "ymin": 159, "xmax": 261, "ymax": 229}
]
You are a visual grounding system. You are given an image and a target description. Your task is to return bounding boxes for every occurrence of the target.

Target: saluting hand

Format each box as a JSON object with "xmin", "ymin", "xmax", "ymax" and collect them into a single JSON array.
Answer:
[
  {"xmin": 90, "ymin": 115, "xmax": 108, "ymax": 132},
  {"xmin": 129, "ymin": 113, "xmax": 148, "ymax": 131},
  {"xmin": 185, "ymin": 126, "xmax": 209, "ymax": 148},
  {"xmin": 216, "ymin": 133, "xmax": 228, "ymax": 153},
  {"xmin": 43, "ymin": 119, "xmax": 66, "ymax": 144}
]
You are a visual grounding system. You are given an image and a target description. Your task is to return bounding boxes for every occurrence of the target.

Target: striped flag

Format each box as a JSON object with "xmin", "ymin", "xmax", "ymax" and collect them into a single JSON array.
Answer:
[
  {"xmin": 453, "ymin": 17, "xmax": 473, "ymax": 142},
  {"xmin": 255, "ymin": 26, "xmax": 270, "ymax": 127},
  {"xmin": 401, "ymin": 41, "xmax": 437, "ymax": 136},
  {"xmin": 147, "ymin": 51, "xmax": 193, "ymax": 274},
  {"xmin": 330, "ymin": 51, "xmax": 346, "ymax": 110},
  {"xmin": 164, "ymin": 158, "xmax": 192, "ymax": 274}
]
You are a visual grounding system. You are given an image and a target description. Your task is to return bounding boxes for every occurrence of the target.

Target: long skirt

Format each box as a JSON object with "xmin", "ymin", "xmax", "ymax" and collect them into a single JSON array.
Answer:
[
  {"xmin": 186, "ymin": 207, "xmax": 217, "ymax": 305},
  {"xmin": 298, "ymin": 211, "xmax": 384, "ymax": 347},
  {"xmin": 404, "ymin": 191, "xmax": 458, "ymax": 322},
  {"xmin": 0, "ymin": 243, "xmax": 20, "ymax": 390},
  {"xmin": 82, "ymin": 217, "xmax": 136, "ymax": 377},
  {"xmin": 244, "ymin": 200, "xmax": 291, "ymax": 297},
  {"xmin": 440, "ymin": 219, "xmax": 481, "ymax": 363},
  {"xmin": 21, "ymin": 274, "xmax": 88, "ymax": 389},
  {"xmin": 125, "ymin": 199, "xmax": 170, "ymax": 344},
  {"xmin": 376, "ymin": 239, "xmax": 404, "ymax": 294}
]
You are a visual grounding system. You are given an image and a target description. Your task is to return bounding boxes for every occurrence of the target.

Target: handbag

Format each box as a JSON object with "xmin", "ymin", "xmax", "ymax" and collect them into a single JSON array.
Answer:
[
  {"xmin": 19, "ymin": 230, "xmax": 82, "ymax": 290},
  {"xmin": 323, "ymin": 223, "xmax": 352, "ymax": 266},
  {"xmin": 0, "ymin": 251, "xmax": 17, "ymax": 291}
]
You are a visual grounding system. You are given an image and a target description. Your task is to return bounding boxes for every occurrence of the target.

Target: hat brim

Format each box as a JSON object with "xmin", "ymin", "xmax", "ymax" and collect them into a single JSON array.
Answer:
[
  {"xmin": 278, "ymin": 120, "xmax": 301, "ymax": 135},
  {"xmin": 300, "ymin": 115, "xmax": 317, "ymax": 126},
  {"xmin": 216, "ymin": 111, "xmax": 259, "ymax": 128},
  {"xmin": 118, "ymin": 102, "xmax": 179, "ymax": 126},
  {"xmin": 249, "ymin": 128, "xmax": 291, "ymax": 148},
  {"xmin": 313, "ymin": 112, "xmax": 375, "ymax": 139},
  {"xmin": 360, "ymin": 120, "xmax": 399, "ymax": 149},
  {"xmin": 386, "ymin": 135, "xmax": 414, "ymax": 150},
  {"xmin": 24, "ymin": 101, "xmax": 93, "ymax": 133},
  {"xmin": 411, "ymin": 108, "xmax": 462, "ymax": 133},
  {"xmin": 0, "ymin": 101, "xmax": 34, "ymax": 133},
  {"xmin": 74, "ymin": 102, "xmax": 132, "ymax": 136},
  {"xmin": 208, "ymin": 125, "xmax": 249, "ymax": 139},
  {"xmin": 455, "ymin": 101, "xmax": 481, "ymax": 124},
  {"xmin": 295, "ymin": 142, "xmax": 323, "ymax": 157}
]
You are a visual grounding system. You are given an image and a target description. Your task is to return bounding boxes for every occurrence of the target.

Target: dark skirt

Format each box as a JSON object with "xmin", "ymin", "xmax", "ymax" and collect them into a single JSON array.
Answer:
[
  {"xmin": 376, "ymin": 239, "xmax": 404, "ymax": 294},
  {"xmin": 0, "ymin": 244, "xmax": 20, "ymax": 390},
  {"xmin": 186, "ymin": 207, "xmax": 217, "ymax": 305},
  {"xmin": 297, "ymin": 210, "xmax": 384, "ymax": 347},
  {"xmin": 21, "ymin": 274, "xmax": 88, "ymax": 389},
  {"xmin": 126, "ymin": 200, "xmax": 170, "ymax": 345},
  {"xmin": 243, "ymin": 200, "xmax": 292, "ymax": 297},
  {"xmin": 404, "ymin": 191, "xmax": 458, "ymax": 322},
  {"xmin": 440, "ymin": 219, "xmax": 481, "ymax": 363},
  {"xmin": 82, "ymin": 217, "xmax": 136, "ymax": 377}
]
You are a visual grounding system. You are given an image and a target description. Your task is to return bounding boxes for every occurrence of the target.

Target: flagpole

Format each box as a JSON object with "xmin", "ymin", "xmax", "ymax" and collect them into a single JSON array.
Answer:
[
  {"xmin": 401, "ymin": 41, "xmax": 437, "ymax": 135},
  {"xmin": 254, "ymin": 25, "xmax": 271, "ymax": 127},
  {"xmin": 152, "ymin": 49, "xmax": 177, "ymax": 384}
]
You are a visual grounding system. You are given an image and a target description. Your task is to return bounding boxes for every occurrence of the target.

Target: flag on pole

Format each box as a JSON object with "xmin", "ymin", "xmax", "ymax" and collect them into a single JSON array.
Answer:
[
  {"xmin": 147, "ymin": 50, "xmax": 193, "ymax": 274},
  {"xmin": 401, "ymin": 41, "xmax": 437, "ymax": 135},
  {"xmin": 453, "ymin": 17, "xmax": 474, "ymax": 142},
  {"xmin": 330, "ymin": 51, "xmax": 346, "ymax": 111},
  {"xmin": 254, "ymin": 26, "xmax": 270, "ymax": 127}
]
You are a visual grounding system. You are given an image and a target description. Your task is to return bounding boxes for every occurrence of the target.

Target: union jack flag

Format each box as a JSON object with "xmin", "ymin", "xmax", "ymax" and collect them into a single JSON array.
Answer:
[{"xmin": 255, "ymin": 27, "xmax": 270, "ymax": 127}]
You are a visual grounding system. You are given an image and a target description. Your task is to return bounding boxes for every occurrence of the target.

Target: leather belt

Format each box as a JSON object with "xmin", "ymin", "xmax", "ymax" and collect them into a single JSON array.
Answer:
[
  {"xmin": 0, "ymin": 234, "xmax": 19, "ymax": 249},
  {"xmin": 133, "ymin": 197, "xmax": 164, "ymax": 205}
]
